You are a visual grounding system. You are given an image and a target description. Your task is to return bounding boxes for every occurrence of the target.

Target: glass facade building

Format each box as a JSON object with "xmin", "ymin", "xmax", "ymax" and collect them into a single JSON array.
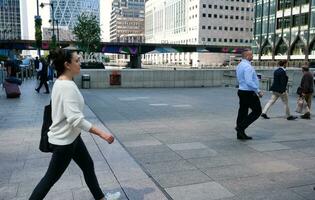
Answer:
[
  {"xmin": 51, "ymin": 0, "xmax": 100, "ymax": 29},
  {"xmin": 253, "ymin": 0, "xmax": 315, "ymax": 63},
  {"xmin": 0, "ymin": 0, "xmax": 21, "ymax": 40}
]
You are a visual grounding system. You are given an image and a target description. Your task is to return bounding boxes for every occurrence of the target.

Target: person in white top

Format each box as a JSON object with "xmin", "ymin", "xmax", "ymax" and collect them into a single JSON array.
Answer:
[{"xmin": 30, "ymin": 48, "xmax": 114, "ymax": 200}]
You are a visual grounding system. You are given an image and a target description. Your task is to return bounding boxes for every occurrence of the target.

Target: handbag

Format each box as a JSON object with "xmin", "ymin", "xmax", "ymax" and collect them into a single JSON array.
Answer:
[
  {"xmin": 39, "ymin": 102, "xmax": 53, "ymax": 152},
  {"xmin": 296, "ymin": 86, "xmax": 303, "ymax": 95},
  {"xmin": 295, "ymin": 97, "xmax": 307, "ymax": 114}
]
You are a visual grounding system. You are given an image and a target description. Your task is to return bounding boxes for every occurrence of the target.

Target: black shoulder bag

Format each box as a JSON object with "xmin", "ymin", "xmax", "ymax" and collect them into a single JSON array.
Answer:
[{"xmin": 39, "ymin": 102, "xmax": 53, "ymax": 152}]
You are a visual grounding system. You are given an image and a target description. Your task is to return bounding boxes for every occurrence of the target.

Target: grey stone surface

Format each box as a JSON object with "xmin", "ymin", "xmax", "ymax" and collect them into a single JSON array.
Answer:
[
  {"xmin": 0, "ymin": 80, "xmax": 166, "ymax": 200},
  {"xmin": 165, "ymin": 182, "xmax": 234, "ymax": 200},
  {"xmin": 247, "ymin": 142, "xmax": 291, "ymax": 152},
  {"xmin": 2, "ymin": 79, "xmax": 315, "ymax": 200}
]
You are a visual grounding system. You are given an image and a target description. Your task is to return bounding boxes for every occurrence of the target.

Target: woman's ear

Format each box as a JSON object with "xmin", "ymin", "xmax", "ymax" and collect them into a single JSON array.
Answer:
[{"xmin": 64, "ymin": 61, "xmax": 71, "ymax": 71}]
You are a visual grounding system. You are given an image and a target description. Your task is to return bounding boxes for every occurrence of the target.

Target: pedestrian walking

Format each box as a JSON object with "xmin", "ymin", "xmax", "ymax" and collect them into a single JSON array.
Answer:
[
  {"xmin": 35, "ymin": 57, "xmax": 50, "ymax": 94},
  {"xmin": 29, "ymin": 48, "xmax": 115, "ymax": 200},
  {"xmin": 34, "ymin": 57, "xmax": 40, "ymax": 80},
  {"xmin": 235, "ymin": 49, "xmax": 263, "ymax": 140},
  {"xmin": 297, "ymin": 66, "xmax": 314, "ymax": 119},
  {"xmin": 261, "ymin": 60, "xmax": 297, "ymax": 120}
]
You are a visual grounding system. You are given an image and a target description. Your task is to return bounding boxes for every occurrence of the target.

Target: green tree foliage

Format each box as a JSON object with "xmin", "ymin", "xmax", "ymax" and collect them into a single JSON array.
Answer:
[
  {"xmin": 73, "ymin": 13, "xmax": 101, "ymax": 53},
  {"xmin": 49, "ymin": 35, "xmax": 57, "ymax": 51},
  {"xmin": 35, "ymin": 16, "xmax": 42, "ymax": 48}
]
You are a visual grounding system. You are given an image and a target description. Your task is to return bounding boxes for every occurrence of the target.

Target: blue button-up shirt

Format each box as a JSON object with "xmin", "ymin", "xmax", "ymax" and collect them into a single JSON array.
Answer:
[{"xmin": 236, "ymin": 59, "xmax": 259, "ymax": 93}]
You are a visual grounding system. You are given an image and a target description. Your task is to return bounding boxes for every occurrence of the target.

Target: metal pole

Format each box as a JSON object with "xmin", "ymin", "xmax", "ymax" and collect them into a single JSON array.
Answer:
[
  {"xmin": 51, "ymin": 3, "xmax": 55, "ymax": 38},
  {"xmin": 36, "ymin": 0, "xmax": 40, "ymax": 56},
  {"xmin": 56, "ymin": 20, "xmax": 59, "ymax": 43},
  {"xmin": 36, "ymin": 0, "xmax": 39, "ymax": 16}
]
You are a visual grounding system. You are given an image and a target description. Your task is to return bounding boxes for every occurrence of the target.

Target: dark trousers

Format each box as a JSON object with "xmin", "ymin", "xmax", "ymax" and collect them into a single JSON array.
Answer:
[
  {"xmin": 36, "ymin": 77, "xmax": 49, "ymax": 93},
  {"xmin": 29, "ymin": 136, "xmax": 104, "ymax": 200},
  {"xmin": 236, "ymin": 90, "xmax": 262, "ymax": 131}
]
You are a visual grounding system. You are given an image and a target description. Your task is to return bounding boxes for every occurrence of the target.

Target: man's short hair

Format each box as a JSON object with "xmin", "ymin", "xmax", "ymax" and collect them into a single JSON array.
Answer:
[
  {"xmin": 242, "ymin": 48, "xmax": 252, "ymax": 58},
  {"xmin": 302, "ymin": 66, "xmax": 309, "ymax": 72},
  {"xmin": 278, "ymin": 60, "xmax": 287, "ymax": 67}
]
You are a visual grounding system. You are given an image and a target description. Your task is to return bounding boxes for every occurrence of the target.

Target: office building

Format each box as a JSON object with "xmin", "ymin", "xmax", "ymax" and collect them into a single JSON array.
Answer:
[
  {"xmin": 253, "ymin": 0, "xmax": 315, "ymax": 65},
  {"xmin": 110, "ymin": 0, "xmax": 145, "ymax": 43},
  {"xmin": 144, "ymin": 0, "xmax": 254, "ymax": 67},
  {"xmin": 0, "ymin": 0, "xmax": 21, "ymax": 40}
]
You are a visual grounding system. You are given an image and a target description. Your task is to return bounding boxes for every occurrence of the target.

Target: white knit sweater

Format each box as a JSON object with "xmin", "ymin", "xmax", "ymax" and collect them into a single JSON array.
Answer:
[{"xmin": 48, "ymin": 79, "xmax": 92, "ymax": 145}]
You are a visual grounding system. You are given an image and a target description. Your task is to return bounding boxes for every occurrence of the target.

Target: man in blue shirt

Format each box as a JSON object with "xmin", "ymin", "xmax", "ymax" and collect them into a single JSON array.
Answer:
[{"xmin": 235, "ymin": 49, "xmax": 263, "ymax": 140}]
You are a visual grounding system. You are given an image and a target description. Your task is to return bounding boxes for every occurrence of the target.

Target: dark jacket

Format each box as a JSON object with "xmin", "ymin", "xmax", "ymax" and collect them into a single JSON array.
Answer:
[
  {"xmin": 300, "ymin": 71, "xmax": 314, "ymax": 94},
  {"xmin": 39, "ymin": 61, "xmax": 48, "ymax": 81},
  {"xmin": 269, "ymin": 67, "xmax": 288, "ymax": 93}
]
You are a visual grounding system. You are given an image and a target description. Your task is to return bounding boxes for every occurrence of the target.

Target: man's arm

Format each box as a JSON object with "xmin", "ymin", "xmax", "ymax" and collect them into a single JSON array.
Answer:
[{"xmin": 244, "ymin": 66, "xmax": 259, "ymax": 93}]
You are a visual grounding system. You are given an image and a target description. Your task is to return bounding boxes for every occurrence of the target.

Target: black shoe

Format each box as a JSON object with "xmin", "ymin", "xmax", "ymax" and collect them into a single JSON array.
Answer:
[
  {"xmin": 237, "ymin": 133, "xmax": 252, "ymax": 140},
  {"xmin": 35, "ymin": 88, "xmax": 39, "ymax": 93},
  {"xmin": 301, "ymin": 112, "xmax": 311, "ymax": 119},
  {"xmin": 235, "ymin": 127, "xmax": 252, "ymax": 140},
  {"xmin": 44, "ymin": 91, "xmax": 50, "ymax": 94},
  {"xmin": 287, "ymin": 116, "xmax": 297, "ymax": 120},
  {"xmin": 261, "ymin": 113, "xmax": 270, "ymax": 119}
]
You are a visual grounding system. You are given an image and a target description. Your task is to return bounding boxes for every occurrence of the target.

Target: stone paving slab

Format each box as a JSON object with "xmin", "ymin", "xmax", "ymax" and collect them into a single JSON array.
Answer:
[
  {"xmin": 0, "ymin": 80, "xmax": 167, "ymax": 200},
  {"xmin": 165, "ymin": 182, "xmax": 235, "ymax": 200},
  {"xmin": 2, "ymin": 80, "xmax": 315, "ymax": 199},
  {"xmin": 83, "ymin": 87, "xmax": 315, "ymax": 199}
]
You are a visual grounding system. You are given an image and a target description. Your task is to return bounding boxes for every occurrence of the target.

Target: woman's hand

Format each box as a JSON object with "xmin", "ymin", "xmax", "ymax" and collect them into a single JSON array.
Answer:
[
  {"xmin": 89, "ymin": 126, "xmax": 114, "ymax": 144},
  {"xmin": 100, "ymin": 132, "xmax": 114, "ymax": 144}
]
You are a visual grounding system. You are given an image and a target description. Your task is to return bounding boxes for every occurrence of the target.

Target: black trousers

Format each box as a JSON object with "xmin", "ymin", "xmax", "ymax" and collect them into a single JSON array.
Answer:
[
  {"xmin": 29, "ymin": 136, "xmax": 104, "ymax": 200},
  {"xmin": 36, "ymin": 78, "xmax": 49, "ymax": 93},
  {"xmin": 236, "ymin": 90, "xmax": 262, "ymax": 131}
]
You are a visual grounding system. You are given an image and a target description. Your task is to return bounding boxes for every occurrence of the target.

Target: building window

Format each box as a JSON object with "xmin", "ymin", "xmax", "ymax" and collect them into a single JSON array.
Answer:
[
  {"xmin": 208, "ymin": 14, "xmax": 212, "ymax": 17},
  {"xmin": 202, "ymin": 26, "xmax": 206, "ymax": 29},
  {"xmin": 208, "ymin": 26, "xmax": 211, "ymax": 29},
  {"xmin": 203, "ymin": 13, "xmax": 206, "ymax": 17},
  {"xmin": 203, "ymin": 4, "xmax": 206, "ymax": 8}
]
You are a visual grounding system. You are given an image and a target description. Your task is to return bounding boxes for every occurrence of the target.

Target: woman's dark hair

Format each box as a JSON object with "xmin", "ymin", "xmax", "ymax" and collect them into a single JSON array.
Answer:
[{"xmin": 50, "ymin": 48, "xmax": 75, "ymax": 77}]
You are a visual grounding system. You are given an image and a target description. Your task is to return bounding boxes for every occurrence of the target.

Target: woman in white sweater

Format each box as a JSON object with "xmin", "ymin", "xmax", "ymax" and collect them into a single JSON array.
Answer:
[{"xmin": 29, "ymin": 48, "xmax": 114, "ymax": 200}]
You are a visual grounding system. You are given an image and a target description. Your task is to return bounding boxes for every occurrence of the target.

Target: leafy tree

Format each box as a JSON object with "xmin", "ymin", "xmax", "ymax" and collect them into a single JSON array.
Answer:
[
  {"xmin": 49, "ymin": 35, "xmax": 57, "ymax": 51},
  {"xmin": 35, "ymin": 16, "xmax": 42, "ymax": 49},
  {"xmin": 73, "ymin": 13, "xmax": 101, "ymax": 53}
]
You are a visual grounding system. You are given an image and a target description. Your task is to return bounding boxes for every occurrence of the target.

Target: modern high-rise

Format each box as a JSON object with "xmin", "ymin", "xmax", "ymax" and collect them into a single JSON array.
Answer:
[
  {"xmin": 144, "ymin": 0, "xmax": 254, "ymax": 66},
  {"xmin": 0, "ymin": 0, "xmax": 21, "ymax": 40},
  {"xmin": 48, "ymin": 0, "xmax": 100, "ymax": 40},
  {"xmin": 110, "ymin": 0, "xmax": 145, "ymax": 43},
  {"xmin": 253, "ymin": 0, "xmax": 315, "ymax": 64}
]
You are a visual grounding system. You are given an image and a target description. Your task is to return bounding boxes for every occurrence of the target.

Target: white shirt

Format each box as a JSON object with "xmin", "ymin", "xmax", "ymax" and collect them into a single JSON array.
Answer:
[
  {"xmin": 36, "ymin": 62, "xmax": 42, "ymax": 72},
  {"xmin": 48, "ymin": 79, "xmax": 92, "ymax": 145}
]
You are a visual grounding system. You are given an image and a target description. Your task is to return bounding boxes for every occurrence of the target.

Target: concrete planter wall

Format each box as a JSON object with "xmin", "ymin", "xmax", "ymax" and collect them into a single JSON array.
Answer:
[{"xmin": 74, "ymin": 68, "xmax": 303, "ymax": 94}]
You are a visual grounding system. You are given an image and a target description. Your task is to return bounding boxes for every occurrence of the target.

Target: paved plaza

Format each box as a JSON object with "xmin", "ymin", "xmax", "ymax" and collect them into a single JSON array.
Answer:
[{"xmin": 1, "ymin": 79, "xmax": 315, "ymax": 200}]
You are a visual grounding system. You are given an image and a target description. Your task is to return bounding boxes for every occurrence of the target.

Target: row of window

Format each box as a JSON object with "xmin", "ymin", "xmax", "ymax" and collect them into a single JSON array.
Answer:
[
  {"xmin": 201, "ymin": 25, "xmax": 252, "ymax": 32},
  {"xmin": 201, "ymin": 13, "xmax": 251, "ymax": 20},
  {"xmin": 202, "ymin": 4, "xmax": 252, "ymax": 12},
  {"xmin": 201, "ymin": 37, "xmax": 252, "ymax": 43}
]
